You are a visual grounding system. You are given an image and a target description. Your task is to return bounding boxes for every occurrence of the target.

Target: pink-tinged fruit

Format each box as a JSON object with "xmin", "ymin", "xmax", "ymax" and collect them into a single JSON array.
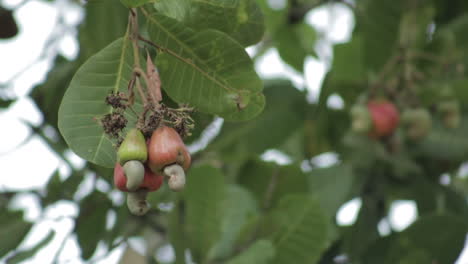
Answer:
[
  {"xmin": 367, "ymin": 100, "xmax": 399, "ymax": 138},
  {"xmin": 114, "ymin": 162, "xmax": 163, "ymax": 192},
  {"xmin": 148, "ymin": 126, "xmax": 191, "ymax": 173}
]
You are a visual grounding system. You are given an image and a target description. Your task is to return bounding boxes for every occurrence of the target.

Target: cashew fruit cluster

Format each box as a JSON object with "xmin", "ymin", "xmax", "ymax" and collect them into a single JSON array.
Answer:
[
  {"xmin": 350, "ymin": 100, "xmax": 400, "ymax": 138},
  {"xmin": 114, "ymin": 126, "xmax": 191, "ymax": 215}
]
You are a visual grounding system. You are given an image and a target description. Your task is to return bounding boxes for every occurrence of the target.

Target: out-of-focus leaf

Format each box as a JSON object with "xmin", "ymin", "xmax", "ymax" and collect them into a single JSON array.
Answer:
[
  {"xmin": 343, "ymin": 196, "xmax": 381, "ymax": 261},
  {"xmin": 209, "ymin": 184, "xmax": 258, "ymax": 260},
  {"xmin": 238, "ymin": 159, "xmax": 308, "ymax": 209},
  {"xmin": 75, "ymin": 191, "xmax": 112, "ymax": 259},
  {"xmin": 331, "ymin": 35, "xmax": 366, "ymax": 83},
  {"xmin": 0, "ymin": 210, "xmax": 32, "ymax": 257},
  {"xmin": 143, "ymin": 10, "xmax": 265, "ymax": 121},
  {"xmin": 154, "ymin": 0, "xmax": 265, "ymax": 47},
  {"xmin": 309, "ymin": 164, "xmax": 354, "ymax": 217},
  {"xmin": 363, "ymin": 214, "xmax": 467, "ymax": 264},
  {"xmin": 269, "ymin": 194, "xmax": 328, "ymax": 264},
  {"xmin": 78, "ymin": 0, "xmax": 129, "ymax": 61},
  {"xmin": 58, "ymin": 37, "xmax": 137, "ymax": 168},
  {"xmin": 42, "ymin": 170, "xmax": 84, "ymax": 206},
  {"xmin": 31, "ymin": 56, "xmax": 78, "ymax": 129},
  {"xmin": 398, "ymin": 6, "xmax": 435, "ymax": 49},
  {"xmin": 0, "ymin": 97, "xmax": 14, "ymax": 108},
  {"xmin": 6, "ymin": 231, "xmax": 55, "ymax": 264},
  {"xmin": 275, "ymin": 22, "xmax": 317, "ymax": 72},
  {"xmin": 120, "ymin": 0, "xmax": 155, "ymax": 8},
  {"xmin": 356, "ymin": 0, "xmax": 404, "ymax": 71},
  {"xmin": 411, "ymin": 118, "xmax": 468, "ymax": 163},
  {"xmin": 226, "ymin": 240, "xmax": 275, "ymax": 264},
  {"xmin": 184, "ymin": 165, "xmax": 226, "ymax": 263},
  {"xmin": 168, "ymin": 199, "xmax": 187, "ymax": 264},
  {"xmin": 402, "ymin": 214, "xmax": 468, "ymax": 263}
]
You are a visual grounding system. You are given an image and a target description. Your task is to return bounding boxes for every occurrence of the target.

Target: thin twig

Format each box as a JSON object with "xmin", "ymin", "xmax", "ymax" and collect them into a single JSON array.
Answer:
[{"xmin": 135, "ymin": 77, "xmax": 148, "ymax": 107}]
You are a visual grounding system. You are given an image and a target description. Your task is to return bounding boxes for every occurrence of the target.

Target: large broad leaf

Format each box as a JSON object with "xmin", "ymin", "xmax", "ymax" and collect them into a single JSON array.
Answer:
[
  {"xmin": 356, "ymin": 0, "xmax": 405, "ymax": 71},
  {"xmin": 0, "ymin": 210, "xmax": 32, "ymax": 257},
  {"xmin": 209, "ymin": 184, "xmax": 258, "ymax": 260},
  {"xmin": 153, "ymin": 0, "xmax": 265, "ymax": 47},
  {"xmin": 274, "ymin": 22, "xmax": 317, "ymax": 72},
  {"xmin": 309, "ymin": 164, "xmax": 354, "ymax": 218},
  {"xmin": 142, "ymin": 9, "xmax": 265, "ymax": 121},
  {"xmin": 211, "ymin": 79, "xmax": 307, "ymax": 155},
  {"xmin": 363, "ymin": 214, "xmax": 467, "ymax": 264},
  {"xmin": 58, "ymin": 37, "xmax": 137, "ymax": 168},
  {"xmin": 226, "ymin": 240, "xmax": 275, "ymax": 264},
  {"xmin": 269, "ymin": 194, "xmax": 329, "ymax": 264},
  {"xmin": 75, "ymin": 191, "xmax": 113, "ymax": 259},
  {"xmin": 184, "ymin": 165, "xmax": 226, "ymax": 263},
  {"xmin": 238, "ymin": 159, "xmax": 309, "ymax": 209}
]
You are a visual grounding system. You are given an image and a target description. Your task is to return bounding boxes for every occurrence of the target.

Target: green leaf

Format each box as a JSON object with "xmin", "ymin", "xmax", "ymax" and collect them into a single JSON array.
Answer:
[
  {"xmin": 0, "ymin": 210, "xmax": 32, "ymax": 257},
  {"xmin": 154, "ymin": 0, "xmax": 265, "ymax": 47},
  {"xmin": 331, "ymin": 35, "xmax": 366, "ymax": 83},
  {"xmin": 142, "ymin": 9, "xmax": 265, "ymax": 121},
  {"xmin": 185, "ymin": 165, "xmax": 226, "ymax": 263},
  {"xmin": 168, "ymin": 199, "xmax": 187, "ymax": 264},
  {"xmin": 226, "ymin": 240, "xmax": 275, "ymax": 264},
  {"xmin": 212, "ymin": 79, "xmax": 307, "ymax": 154},
  {"xmin": 356, "ymin": 0, "xmax": 405, "ymax": 71},
  {"xmin": 343, "ymin": 196, "xmax": 381, "ymax": 261},
  {"xmin": 6, "ymin": 231, "xmax": 55, "ymax": 264},
  {"xmin": 58, "ymin": 37, "xmax": 137, "ymax": 168},
  {"xmin": 238, "ymin": 159, "xmax": 309, "ymax": 209},
  {"xmin": 400, "ymin": 214, "xmax": 467, "ymax": 263},
  {"xmin": 412, "ymin": 118, "xmax": 468, "ymax": 162},
  {"xmin": 209, "ymin": 184, "xmax": 258, "ymax": 260},
  {"xmin": 309, "ymin": 164, "xmax": 354, "ymax": 217},
  {"xmin": 275, "ymin": 23, "xmax": 317, "ymax": 72},
  {"xmin": 363, "ymin": 214, "xmax": 467, "ymax": 264},
  {"xmin": 0, "ymin": 97, "xmax": 14, "ymax": 108},
  {"xmin": 42, "ymin": 170, "xmax": 83, "ymax": 206},
  {"xmin": 78, "ymin": 0, "xmax": 130, "ymax": 61},
  {"xmin": 120, "ymin": 0, "xmax": 155, "ymax": 8},
  {"xmin": 269, "ymin": 194, "xmax": 328, "ymax": 264},
  {"xmin": 75, "ymin": 191, "xmax": 112, "ymax": 259}
]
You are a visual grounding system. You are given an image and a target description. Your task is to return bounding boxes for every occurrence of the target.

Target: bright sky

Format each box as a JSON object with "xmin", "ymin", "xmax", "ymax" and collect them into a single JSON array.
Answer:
[{"xmin": 0, "ymin": 0, "xmax": 467, "ymax": 263}]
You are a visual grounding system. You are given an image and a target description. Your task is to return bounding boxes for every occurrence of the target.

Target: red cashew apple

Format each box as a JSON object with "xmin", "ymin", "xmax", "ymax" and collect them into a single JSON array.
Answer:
[
  {"xmin": 113, "ymin": 162, "xmax": 163, "ymax": 192},
  {"xmin": 148, "ymin": 126, "xmax": 191, "ymax": 191},
  {"xmin": 367, "ymin": 100, "xmax": 399, "ymax": 138},
  {"xmin": 148, "ymin": 126, "xmax": 191, "ymax": 172}
]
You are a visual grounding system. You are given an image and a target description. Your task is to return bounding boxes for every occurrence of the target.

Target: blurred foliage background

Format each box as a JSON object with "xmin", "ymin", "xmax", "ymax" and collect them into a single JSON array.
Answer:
[{"xmin": 2, "ymin": 0, "xmax": 468, "ymax": 263}]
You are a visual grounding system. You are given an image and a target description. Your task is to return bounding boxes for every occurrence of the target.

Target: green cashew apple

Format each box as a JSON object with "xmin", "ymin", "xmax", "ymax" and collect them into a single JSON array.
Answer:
[
  {"xmin": 402, "ymin": 108, "xmax": 432, "ymax": 140},
  {"xmin": 117, "ymin": 128, "xmax": 148, "ymax": 164},
  {"xmin": 438, "ymin": 100, "xmax": 460, "ymax": 129},
  {"xmin": 350, "ymin": 104, "xmax": 372, "ymax": 133}
]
